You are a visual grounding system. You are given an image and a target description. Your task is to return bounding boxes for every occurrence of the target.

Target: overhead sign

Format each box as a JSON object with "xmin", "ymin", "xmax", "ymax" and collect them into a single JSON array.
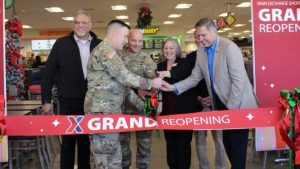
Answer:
[
  {"xmin": 40, "ymin": 30, "xmax": 70, "ymax": 37},
  {"xmin": 141, "ymin": 27, "xmax": 159, "ymax": 35},
  {"xmin": 253, "ymin": 0, "xmax": 300, "ymax": 107}
]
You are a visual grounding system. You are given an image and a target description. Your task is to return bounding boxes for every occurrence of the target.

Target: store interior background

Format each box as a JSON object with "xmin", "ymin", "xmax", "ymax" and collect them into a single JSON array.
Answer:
[
  {"xmin": 5, "ymin": 0, "xmax": 253, "ymax": 64},
  {"xmin": 4, "ymin": 1, "xmax": 292, "ymax": 168}
]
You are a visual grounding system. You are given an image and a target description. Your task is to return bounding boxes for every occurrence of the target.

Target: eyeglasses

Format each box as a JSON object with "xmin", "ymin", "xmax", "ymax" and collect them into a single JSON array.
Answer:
[{"xmin": 74, "ymin": 21, "xmax": 90, "ymax": 26}]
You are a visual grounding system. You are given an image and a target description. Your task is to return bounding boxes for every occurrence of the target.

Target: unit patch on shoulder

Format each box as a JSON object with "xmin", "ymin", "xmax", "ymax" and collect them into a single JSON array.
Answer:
[{"xmin": 106, "ymin": 51, "xmax": 116, "ymax": 59}]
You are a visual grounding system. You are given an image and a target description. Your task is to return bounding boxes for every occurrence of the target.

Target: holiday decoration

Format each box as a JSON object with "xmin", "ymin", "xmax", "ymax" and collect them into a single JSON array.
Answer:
[
  {"xmin": 137, "ymin": 5, "xmax": 153, "ymax": 29},
  {"xmin": 5, "ymin": 13, "xmax": 25, "ymax": 98},
  {"xmin": 216, "ymin": 12, "xmax": 236, "ymax": 29},
  {"xmin": 225, "ymin": 12, "xmax": 235, "ymax": 27},
  {"xmin": 217, "ymin": 17, "xmax": 226, "ymax": 29},
  {"xmin": 278, "ymin": 88, "xmax": 300, "ymax": 168},
  {"xmin": 143, "ymin": 91, "xmax": 159, "ymax": 119}
]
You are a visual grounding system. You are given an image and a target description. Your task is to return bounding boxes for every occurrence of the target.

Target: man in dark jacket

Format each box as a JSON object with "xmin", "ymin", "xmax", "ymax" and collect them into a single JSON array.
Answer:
[{"xmin": 41, "ymin": 10, "xmax": 101, "ymax": 169}]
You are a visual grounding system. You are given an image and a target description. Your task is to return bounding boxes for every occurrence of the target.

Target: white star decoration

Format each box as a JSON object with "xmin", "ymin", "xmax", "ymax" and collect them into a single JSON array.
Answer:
[
  {"xmin": 269, "ymin": 110, "xmax": 273, "ymax": 114},
  {"xmin": 247, "ymin": 113, "xmax": 254, "ymax": 120},
  {"xmin": 264, "ymin": 83, "xmax": 267, "ymax": 86},
  {"xmin": 261, "ymin": 65, "xmax": 266, "ymax": 71},
  {"xmin": 52, "ymin": 119, "xmax": 60, "ymax": 127},
  {"xmin": 270, "ymin": 83, "xmax": 275, "ymax": 88},
  {"xmin": 40, "ymin": 129, "xmax": 44, "ymax": 132}
]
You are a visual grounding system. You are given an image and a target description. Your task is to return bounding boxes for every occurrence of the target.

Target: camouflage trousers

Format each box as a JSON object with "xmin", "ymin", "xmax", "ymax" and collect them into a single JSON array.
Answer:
[
  {"xmin": 119, "ymin": 130, "xmax": 153, "ymax": 169},
  {"xmin": 90, "ymin": 133, "xmax": 122, "ymax": 169}
]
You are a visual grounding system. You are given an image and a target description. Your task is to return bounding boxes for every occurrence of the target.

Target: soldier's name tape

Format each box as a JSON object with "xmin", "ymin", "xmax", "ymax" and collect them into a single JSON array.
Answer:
[{"xmin": 6, "ymin": 107, "xmax": 281, "ymax": 136}]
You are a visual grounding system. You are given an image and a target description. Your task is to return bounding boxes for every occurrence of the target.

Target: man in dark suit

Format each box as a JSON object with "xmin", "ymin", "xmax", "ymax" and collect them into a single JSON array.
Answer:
[
  {"xmin": 161, "ymin": 18, "xmax": 259, "ymax": 169},
  {"xmin": 41, "ymin": 10, "xmax": 101, "ymax": 169}
]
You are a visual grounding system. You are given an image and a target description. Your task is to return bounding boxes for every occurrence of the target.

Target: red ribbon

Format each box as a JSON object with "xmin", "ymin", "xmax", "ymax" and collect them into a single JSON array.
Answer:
[
  {"xmin": 295, "ymin": 105, "xmax": 300, "ymax": 164},
  {"xmin": 278, "ymin": 96, "xmax": 300, "ymax": 164},
  {"xmin": 279, "ymin": 109, "xmax": 296, "ymax": 149},
  {"xmin": 0, "ymin": 114, "xmax": 7, "ymax": 136},
  {"xmin": 140, "ymin": 6, "xmax": 151, "ymax": 15},
  {"xmin": 5, "ymin": 107, "xmax": 281, "ymax": 136},
  {"xmin": 0, "ymin": 96, "xmax": 6, "ymax": 136},
  {"xmin": 0, "ymin": 95, "xmax": 4, "ymax": 109},
  {"xmin": 150, "ymin": 91, "xmax": 158, "ymax": 107}
]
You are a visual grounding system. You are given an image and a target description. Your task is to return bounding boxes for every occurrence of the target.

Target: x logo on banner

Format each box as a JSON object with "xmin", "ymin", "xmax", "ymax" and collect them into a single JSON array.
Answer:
[{"xmin": 66, "ymin": 116, "xmax": 84, "ymax": 134}]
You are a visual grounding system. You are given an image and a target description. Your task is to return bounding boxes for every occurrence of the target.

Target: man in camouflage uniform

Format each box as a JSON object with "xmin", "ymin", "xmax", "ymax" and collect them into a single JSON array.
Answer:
[
  {"xmin": 120, "ymin": 29, "xmax": 157, "ymax": 169},
  {"xmin": 84, "ymin": 20, "xmax": 162, "ymax": 169}
]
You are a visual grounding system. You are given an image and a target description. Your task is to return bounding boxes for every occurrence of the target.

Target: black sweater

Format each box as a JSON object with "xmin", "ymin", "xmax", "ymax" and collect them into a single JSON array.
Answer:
[
  {"xmin": 41, "ymin": 31, "xmax": 101, "ymax": 104},
  {"xmin": 157, "ymin": 58, "xmax": 203, "ymax": 114}
]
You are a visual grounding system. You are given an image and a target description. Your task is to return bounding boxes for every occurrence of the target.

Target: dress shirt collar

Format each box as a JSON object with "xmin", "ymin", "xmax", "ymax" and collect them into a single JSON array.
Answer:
[
  {"xmin": 204, "ymin": 36, "xmax": 218, "ymax": 53},
  {"xmin": 74, "ymin": 34, "xmax": 92, "ymax": 44}
]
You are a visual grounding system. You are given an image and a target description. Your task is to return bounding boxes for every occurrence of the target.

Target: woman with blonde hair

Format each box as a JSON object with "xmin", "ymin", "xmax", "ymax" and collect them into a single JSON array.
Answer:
[{"xmin": 157, "ymin": 38, "xmax": 202, "ymax": 169}]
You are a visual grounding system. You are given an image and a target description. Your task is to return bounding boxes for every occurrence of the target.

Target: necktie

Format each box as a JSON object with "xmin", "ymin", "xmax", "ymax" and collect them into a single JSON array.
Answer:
[{"xmin": 207, "ymin": 47, "xmax": 216, "ymax": 95}]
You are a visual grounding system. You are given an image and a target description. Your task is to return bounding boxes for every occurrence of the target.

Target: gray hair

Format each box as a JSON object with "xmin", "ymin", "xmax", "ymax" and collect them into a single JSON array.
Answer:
[
  {"xmin": 195, "ymin": 18, "xmax": 217, "ymax": 31},
  {"xmin": 162, "ymin": 38, "xmax": 182, "ymax": 58},
  {"xmin": 74, "ymin": 10, "xmax": 91, "ymax": 20}
]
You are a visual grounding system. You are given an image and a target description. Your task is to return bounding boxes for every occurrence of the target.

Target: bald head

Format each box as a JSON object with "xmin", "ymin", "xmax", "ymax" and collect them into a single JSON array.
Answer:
[
  {"xmin": 128, "ymin": 29, "xmax": 144, "ymax": 54},
  {"xmin": 129, "ymin": 29, "xmax": 143, "ymax": 40}
]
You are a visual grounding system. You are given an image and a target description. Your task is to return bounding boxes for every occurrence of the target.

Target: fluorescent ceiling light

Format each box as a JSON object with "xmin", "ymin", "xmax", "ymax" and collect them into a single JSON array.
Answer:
[
  {"xmin": 45, "ymin": 7, "xmax": 64, "ymax": 12},
  {"xmin": 219, "ymin": 12, "xmax": 234, "ymax": 17},
  {"xmin": 249, "ymin": 19, "xmax": 252, "ymax": 22},
  {"xmin": 111, "ymin": 5, "xmax": 127, "ymax": 10},
  {"xmin": 175, "ymin": 4, "xmax": 192, "ymax": 9},
  {"xmin": 223, "ymin": 28, "xmax": 233, "ymax": 31},
  {"xmin": 62, "ymin": 17, "xmax": 74, "ymax": 21},
  {"xmin": 240, "ymin": 36, "xmax": 246, "ymax": 39},
  {"xmin": 243, "ymin": 30, "xmax": 251, "ymax": 33},
  {"xmin": 234, "ymin": 24, "xmax": 246, "ymax": 27},
  {"xmin": 164, "ymin": 21, "xmax": 174, "ymax": 24},
  {"xmin": 237, "ymin": 2, "xmax": 251, "ymax": 8},
  {"xmin": 186, "ymin": 28, "xmax": 195, "ymax": 33},
  {"xmin": 22, "ymin": 25, "xmax": 32, "ymax": 29},
  {"xmin": 168, "ymin": 14, "xmax": 182, "ymax": 18},
  {"xmin": 233, "ymin": 32, "xmax": 242, "ymax": 36},
  {"xmin": 218, "ymin": 30, "xmax": 225, "ymax": 33},
  {"xmin": 249, "ymin": 34, "xmax": 253, "ymax": 37},
  {"xmin": 116, "ymin": 15, "xmax": 128, "ymax": 19},
  {"xmin": 125, "ymin": 22, "xmax": 130, "ymax": 25}
]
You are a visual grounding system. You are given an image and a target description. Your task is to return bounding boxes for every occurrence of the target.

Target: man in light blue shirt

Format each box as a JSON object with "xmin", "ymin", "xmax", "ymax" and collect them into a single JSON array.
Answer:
[{"xmin": 162, "ymin": 18, "xmax": 259, "ymax": 169}]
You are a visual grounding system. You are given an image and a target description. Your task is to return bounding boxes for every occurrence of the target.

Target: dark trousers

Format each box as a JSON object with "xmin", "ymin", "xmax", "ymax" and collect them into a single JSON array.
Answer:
[
  {"xmin": 163, "ymin": 130, "xmax": 193, "ymax": 169},
  {"xmin": 60, "ymin": 98, "xmax": 91, "ymax": 169},
  {"xmin": 215, "ymin": 95, "xmax": 249, "ymax": 169}
]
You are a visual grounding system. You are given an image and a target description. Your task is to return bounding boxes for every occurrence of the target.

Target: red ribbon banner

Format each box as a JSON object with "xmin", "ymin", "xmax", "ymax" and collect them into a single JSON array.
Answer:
[{"xmin": 6, "ymin": 107, "xmax": 281, "ymax": 136}]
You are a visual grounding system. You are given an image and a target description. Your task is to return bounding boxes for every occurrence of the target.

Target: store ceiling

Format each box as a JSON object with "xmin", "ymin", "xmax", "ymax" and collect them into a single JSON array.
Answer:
[{"xmin": 5, "ymin": 0, "xmax": 252, "ymax": 38}]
